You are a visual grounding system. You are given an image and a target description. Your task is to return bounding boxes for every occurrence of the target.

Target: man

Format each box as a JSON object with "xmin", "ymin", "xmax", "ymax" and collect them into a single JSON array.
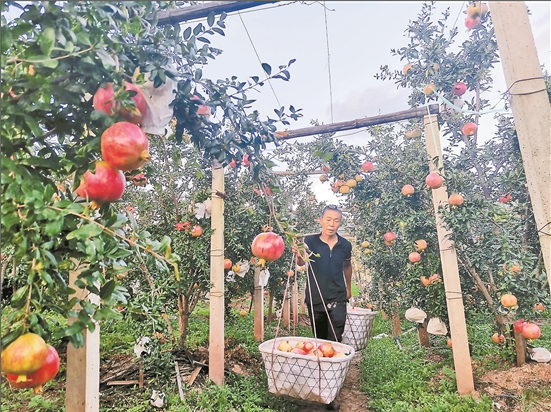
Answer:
[{"xmin": 293, "ymin": 204, "xmax": 353, "ymax": 343}]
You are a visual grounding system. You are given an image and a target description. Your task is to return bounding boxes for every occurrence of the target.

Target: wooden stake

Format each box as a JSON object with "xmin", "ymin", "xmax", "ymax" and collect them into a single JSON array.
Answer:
[
  {"xmin": 209, "ymin": 160, "xmax": 225, "ymax": 385},
  {"xmin": 424, "ymin": 114, "xmax": 474, "ymax": 395},
  {"xmin": 65, "ymin": 261, "xmax": 100, "ymax": 412},
  {"xmin": 490, "ymin": 1, "xmax": 551, "ymax": 293},
  {"xmin": 292, "ymin": 280, "xmax": 298, "ymax": 328},
  {"xmin": 175, "ymin": 361, "xmax": 184, "ymax": 402},
  {"xmin": 187, "ymin": 366, "xmax": 202, "ymax": 386},
  {"xmin": 282, "ymin": 290, "xmax": 291, "ymax": 330},
  {"xmin": 253, "ymin": 267, "xmax": 264, "ymax": 341}
]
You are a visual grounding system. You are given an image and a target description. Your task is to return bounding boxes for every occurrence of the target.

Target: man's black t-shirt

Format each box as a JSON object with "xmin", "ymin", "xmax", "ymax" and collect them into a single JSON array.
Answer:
[{"xmin": 303, "ymin": 233, "xmax": 352, "ymax": 306}]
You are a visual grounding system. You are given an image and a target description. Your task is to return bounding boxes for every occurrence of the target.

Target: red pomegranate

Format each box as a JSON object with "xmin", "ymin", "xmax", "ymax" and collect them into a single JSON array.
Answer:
[
  {"xmin": 93, "ymin": 82, "xmax": 148, "ymax": 124},
  {"xmin": 513, "ymin": 319, "xmax": 526, "ymax": 333},
  {"xmin": 6, "ymin": 344, "xmax": 60, "ymax": 393},
  {"xmin": 448, "ymin": 193, "xmax": 464, "ymax": 206},
  {"xmin": 401, "ymin": 184, "xmax": 415, "ymax": 196},
  {"xmin": 101, "ymin": 122, "xmax": 151, "ymax": 172},
  {"xmin": 521, "ymin": 322, "xmax": 541, "ymax": 340},
  {"xmin": 1, "ymin": 333, "xmax": 48, "ymax": 382},
  {"xmin": 425, "ymin": 172, "xmax": 443, "ymax": 189},
  {"xmin": 76, "ymin": 161, "xmax": 126, "ymax": 203},
  {"xmin": 251, "ymin": 232, "xmax": 285, "ymax": 262},
  {"xmin": 383, "ymin": 232, "xmax": 396, "ymax": 242}
]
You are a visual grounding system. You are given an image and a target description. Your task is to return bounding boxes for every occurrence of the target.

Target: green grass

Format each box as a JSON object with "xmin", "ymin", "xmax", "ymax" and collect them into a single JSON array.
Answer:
[
  {"xmin": 2, "ymin": 301, "xmax": 550, "ymax": 412},
  {"xmin": 360, "ymin": 314, "xmax": 495, "ymax": 412}
]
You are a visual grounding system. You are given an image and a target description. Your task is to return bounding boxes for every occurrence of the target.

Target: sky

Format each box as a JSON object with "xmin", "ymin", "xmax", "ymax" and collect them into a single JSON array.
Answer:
[
  {"xmin": 192, "ymin": 1, "xmax": 550, "ymax": 203},
  {"xmin": 4, "ymin": 1, "xmax": 550, "ymax": 203}
]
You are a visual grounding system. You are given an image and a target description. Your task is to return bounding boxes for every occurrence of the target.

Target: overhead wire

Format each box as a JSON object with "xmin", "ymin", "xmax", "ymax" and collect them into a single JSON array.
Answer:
[
  {"xmin": 323, "ymin": 1, "xmax": 334, "ymax": 123},
  {"xmin": 237, "ymin": 11, "xmax": 282, "ymax": 108}
]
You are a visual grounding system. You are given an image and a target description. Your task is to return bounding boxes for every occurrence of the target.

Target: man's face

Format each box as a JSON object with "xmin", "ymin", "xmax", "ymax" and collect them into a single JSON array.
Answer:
[{"xmin": 321, "ymin": 209, "xmax": 341, "ymax": 236}]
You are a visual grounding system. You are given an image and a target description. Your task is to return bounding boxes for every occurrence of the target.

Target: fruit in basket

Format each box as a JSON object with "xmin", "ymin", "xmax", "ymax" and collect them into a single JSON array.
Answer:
[
  {"xmin": 295, "ymin": 341, "xmax": 306, "ymax": 350},
  {"xmin": 303, "ymin": 341, "xmax": 315, "ymax": 353},
  {"xmin": 309, "ymin": 349, "xmax": 322, "ymax": 357},
  {"xmin": 318, "ymin": 342, "xmax": 335, "ymax": 358},
  {"xmin": 278, "ymin": 340, "xmax": 293, "ymax": 352},
  {"xmin": 334, "ymin": 351, "xmax": 347, "ymax": 358},
  {"xmin": 290, "ymin": 347, "xmax": 307, "ymax": 355}
]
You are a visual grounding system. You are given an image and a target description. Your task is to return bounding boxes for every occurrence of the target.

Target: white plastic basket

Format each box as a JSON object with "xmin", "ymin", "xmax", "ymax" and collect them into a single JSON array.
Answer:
[
  {"xmin": 259, "ymin": 336, "xmax": 355, "ymax": 404},
  {"xmin": 340, "ymin": 307, "xmax": 378, "ymax": 351}
]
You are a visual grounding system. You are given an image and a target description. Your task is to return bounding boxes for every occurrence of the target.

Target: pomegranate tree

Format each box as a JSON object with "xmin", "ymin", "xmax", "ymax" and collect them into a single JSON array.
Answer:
[
  {"xmin": 101, "ymin": 122, "xmax": 151, "ymax": 172},
  {"xmin": 76, "ymin": 161, "xmax": 126, "ymax": 204},
  {"xmin": 251, "ymin": 232, "xmax": 285, "ymax": 262}
]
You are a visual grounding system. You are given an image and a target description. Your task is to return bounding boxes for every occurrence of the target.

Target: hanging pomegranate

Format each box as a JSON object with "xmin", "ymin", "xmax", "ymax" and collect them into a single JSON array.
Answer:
[
  {"xmin": 93, "ymin": 81, "xmax": 148, "ymax": 124},
  {"xmin": 76, "ymin": 161, "xmax": 126, "ymax": 204},
  {"xmin": 1, "ymin": 333, "xmax": 48, "ymax": 382},
  {"xmin": 6, "ymin": 344, "xmax": 60, "ymax": 393},
  {"xmin": 251, "ymin": 232, "xmax": 285, "ymax": 262},
  {"xmin": 101, "ymin": 122, "xmax": 151, "ymax": 172}
]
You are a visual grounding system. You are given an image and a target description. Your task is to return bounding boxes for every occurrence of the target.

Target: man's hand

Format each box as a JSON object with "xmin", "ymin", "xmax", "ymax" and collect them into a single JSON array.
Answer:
[
  {"xmin": 292, "ymin": 241, "xmax": 306, "ymax": 266},
  {"xmin": 346, "ymin": 287, "xmax": 352, "ymax": 300}
]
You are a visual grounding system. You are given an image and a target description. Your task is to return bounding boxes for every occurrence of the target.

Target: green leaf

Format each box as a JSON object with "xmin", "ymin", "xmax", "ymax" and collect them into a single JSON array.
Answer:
[
  {"xmin": 261, "ymin": 63, "xmax": 271, "ymax": 76},
  {"xmin": 44, "ymin": 218, "xmax": 64, "ymax": 236},
  {"xmin": 76, "ymin": 31, "xmax": 91, "ymax": 46},
  {"xmin": 95, "ymin": 49, "xmax": 116, "ymax": 69},
  {"xmin": 11, "ymin": 285, "xmax": 29, "ymax": 307},
  {"xmin": 40, "ymin": 27, "xmax": 56, "ymax": 57},
  {"xmin": 183, "ymin": 27, "xmax": 192, "ymax": 40},
  {"xmin": 67, "ymin": 223, "xmax": 104, "ymax": 240},
  {"xmin": 207, "ymin": 12, "xmax": 215, "ymax": 27},
  {"xmin": 94, "ymin": 307, "xmax": 123, "ymax": 321},
  {"xmin": 26, "ymin": 55, "xmax": 59, "ymax": 68},
  {"xmin": 194, "ymin": 68, "xmax": 202, "ymax": 81},
  {"xmin": 99, "ymin": 280, "xmax": 116, "ymax": 300}
]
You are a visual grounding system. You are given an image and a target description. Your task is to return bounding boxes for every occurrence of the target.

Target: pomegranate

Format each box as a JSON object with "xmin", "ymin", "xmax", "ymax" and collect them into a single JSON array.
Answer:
[
  {"xmin": 521, "ymin": 322, "xmax": 541, "ymax": 340},
  {"xmin": 76, "ymin": 161, "xmax": 126, "ymax": 204},
  {"xmin": 500, "ymin": 293, "xmax": 517, "ymax": 308},
  {"xmin": 464, "ymin": 16, "xmax": 480, "ymax": 29},
  {"xmin": 101, "ymin": 122, "xmax": 151, "ymax": 172},
  {"xmin": 408, "ymin": 252, "xmax": 421, "ymax": 263},
  {"xmin": 190, "ymin": 225, "xmax": 203, "ymax": 237},
  {"xmin": 251, "ymin": 232, "xmax": 285, "ymax": 262},
  {"xmin": 383, "ymin": 232, "xmax": 396, "ymax": 242},
  {"xmin": 447, "ymin": 338, "xmax": 453, "ymax": 348},
  {"xmin": 191, "ymin": 95, "xmax": 210, "ymax": 116},
  {"xmin": 513, "ymin": 319, "xmax": 526, "ymax": 333},
  {"xmin": 499, "ymin": 194, "xmax": 512, "ymax": 203},
  {"xmin": 401, "ymin": 184, "xmax": 415, "ymax": 196},
  {"xmin": 491, "ymin": 333, "xmax": 505, "ymax": 344},
  {"xmin": 452, "ymin": 82, "xmax": 467, "ymax": 96},
  {"xmin": 462, "ymin": 122, "xmax": 478, "ymax": 136},
  {"xmin": 223, "ymin": 259, "xmax": 232, "ymax": 270},
  {"xmin": 425, "ymin": 172, "xmax": 443, "ymax": 189},
  {"xmin": 1, "ymin": 333, "xmax": 48, "ymax": 382},
  {"xmin": 448, "ymin": 193, "xmax": 464, "ymax": 206},
  {"xmin": 242, "ymin": 154, "xmax": 250, "ymax": 167},
  {"xmin": 6, "ymin": 344, "xmax": 59, "ymax": 393},
  {"xmin": 93, "ymin": 82, "xmax": 148, "ymax": 124},
  {"xmin": 414, "ymin": 239, "xmax": 427, "ymax": 251},
  {"xmin": 132, "ymin": 173, "xmax": 147, "ymax": 187},
  {"xmin": 361, "ymin": 161, "xmax": 374, "ymax": 172}
]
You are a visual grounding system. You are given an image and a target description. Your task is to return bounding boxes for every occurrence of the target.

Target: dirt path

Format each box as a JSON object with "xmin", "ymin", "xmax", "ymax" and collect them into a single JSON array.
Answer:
[{"xmin": 288, "ymin": 352, "xmax": 371, "ymax": 412}]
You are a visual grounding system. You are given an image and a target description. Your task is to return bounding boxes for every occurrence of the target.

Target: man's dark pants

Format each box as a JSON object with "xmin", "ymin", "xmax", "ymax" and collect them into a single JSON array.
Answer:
[{"xmin": 307, "ymin": 301, "xmax": 347, "ymax": 342}]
